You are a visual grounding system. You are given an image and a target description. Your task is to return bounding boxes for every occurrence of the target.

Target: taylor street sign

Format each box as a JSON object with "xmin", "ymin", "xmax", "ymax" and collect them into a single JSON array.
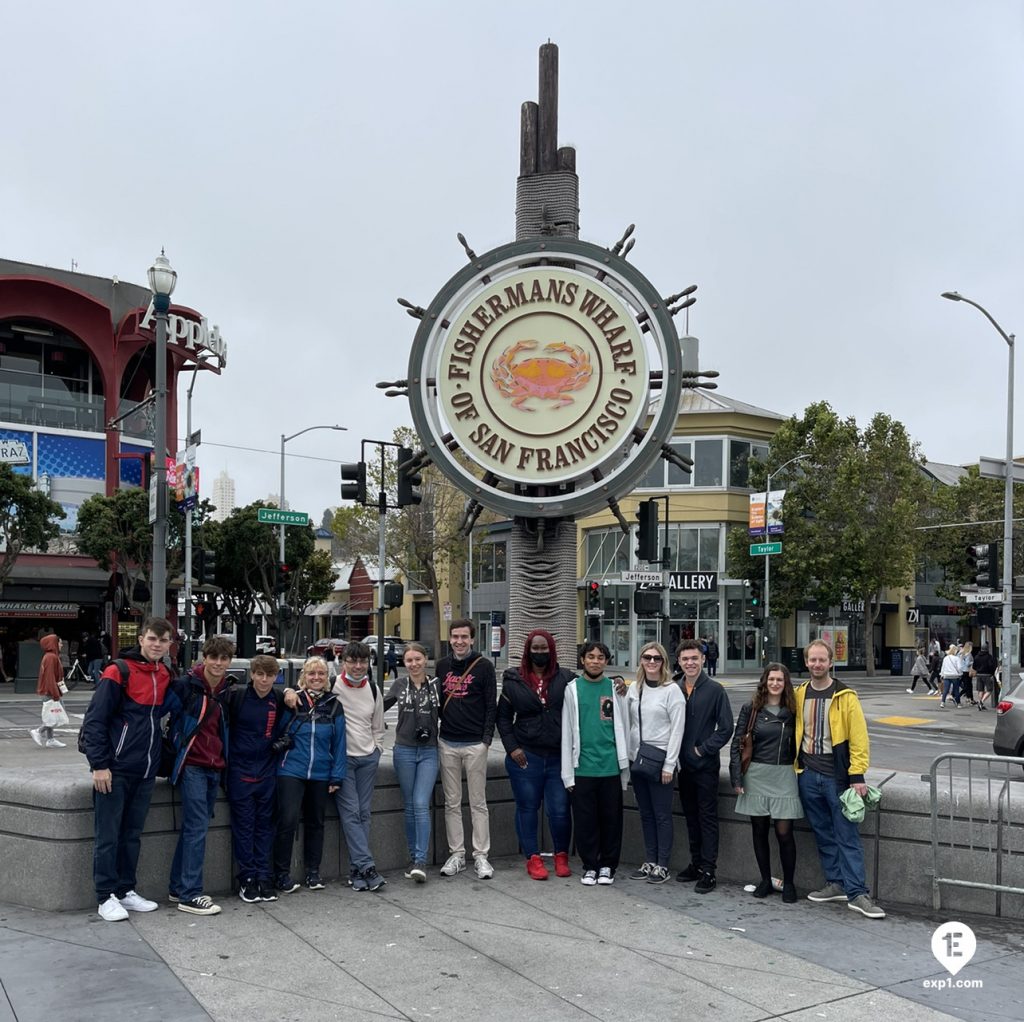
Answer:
[
  {"xmin": 964, "ymin": 591, "xmax": 1003, "ymax": 604},
  {"xmin": 750, "ymin": 541, "xmax": 782, "ymax": 557},
  {"xmin": 257, "ymin": 508, "xmax": 310, "ymax": 527},
  {"xmin": 621, "ymin": 570, "xmax": 664, "ymax": 584}
]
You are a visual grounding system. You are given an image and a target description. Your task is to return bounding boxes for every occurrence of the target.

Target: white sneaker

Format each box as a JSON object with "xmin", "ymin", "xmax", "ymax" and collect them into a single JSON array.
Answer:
[
  {"xmin": 119, "ymin": 890, "xmax": 158, "ymax": 912},
  {"xmin": 474, "ymin": 855, "xmax": 494, "ymax": 880},
  {"xmin": 440, "ymin": 854, "xmax": 466, "ymax": 877},
  {"xmin": 45, "ymin": 738, "xmax": 67, "ymax": 748},
  {"xmin": 905, "ymin": 688, "xmax": 914, "ymax": 694},
  {"xmin": 597, "ymin": 867, "xmax": 614, "ymax": 886},
  {"xmin": 580, "ymin": 870, "xmax": 598, "ymax": 886},
  {"xmin": 29, "ymin": 728, "xmax": 44, "ymax": 747},
  {"xmin": 98, "ymin": 895, "xmax": 129, "ymax": 922}
]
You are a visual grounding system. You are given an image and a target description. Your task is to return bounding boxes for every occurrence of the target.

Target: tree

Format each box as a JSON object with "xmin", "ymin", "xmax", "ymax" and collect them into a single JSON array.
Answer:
[
  {"xmin": 727, "ymin": 402, "xmax": 927, "ymax": 675},
  {"xmin": 0, "ymin": 465, "xmax": 66, "ymax": 592},
  {"xmin": 77, "ymin": 488, "xmax": 152, "ymax": 612}
]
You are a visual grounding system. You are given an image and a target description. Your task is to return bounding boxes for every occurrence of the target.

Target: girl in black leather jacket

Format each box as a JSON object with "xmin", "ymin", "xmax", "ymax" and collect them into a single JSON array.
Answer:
[{"xmin": 729, "ymin": 662, "xmax": 802, "ymax": 902}]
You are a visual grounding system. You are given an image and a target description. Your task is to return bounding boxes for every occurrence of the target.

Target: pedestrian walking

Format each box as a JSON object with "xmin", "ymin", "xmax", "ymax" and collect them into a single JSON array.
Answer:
[
  {"xmin": 959, "ymin": 641, "xmax": 975, "ymax": 704},
  {"xmin": 705, "ymin": 637, "xmax": 720, "ymax": 677},
  {"xmin": 939, "ymin": 645, "xmax": 963, "ymax": 708},
  {"xmin": 972, "ymin": 645, "xmax": 997, "ymax": 711},
  {"xmin": 30, "ymin": 633, "xmax": 67, "ymax": 748},
  {"xmin": 906, "ymin": 648, "xmax": 936, "ymax": 694}
]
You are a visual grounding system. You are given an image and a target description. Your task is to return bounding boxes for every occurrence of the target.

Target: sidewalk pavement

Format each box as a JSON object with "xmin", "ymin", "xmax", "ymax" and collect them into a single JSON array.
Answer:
[{"xmin": 1, "ymin": 853, "xmax": 1020, "ymax": 1022}]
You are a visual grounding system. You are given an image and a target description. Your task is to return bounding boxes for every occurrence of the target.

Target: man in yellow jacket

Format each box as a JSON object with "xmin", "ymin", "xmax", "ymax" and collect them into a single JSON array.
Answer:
[{"xmin": 795, "ymin": 639, "xmax": 885, "ymax": 919}]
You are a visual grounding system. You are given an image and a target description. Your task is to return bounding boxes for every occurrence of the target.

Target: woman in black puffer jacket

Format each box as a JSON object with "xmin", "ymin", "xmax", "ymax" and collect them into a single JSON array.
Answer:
[
  {"xmin": 497, "ymin": 629, "xmax": 574, "ymax": 881},
  {"xmin": 729, "ymin": 662, "xmax": 802, "ymax": 903}
]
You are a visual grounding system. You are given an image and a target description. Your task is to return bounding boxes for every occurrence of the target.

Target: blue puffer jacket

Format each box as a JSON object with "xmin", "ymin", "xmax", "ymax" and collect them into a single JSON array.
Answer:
[
  {"xmin": 80, "ymin": 650, "xmax": 176, "ymax": 778},
  {"xmin": 277, "ymin": 689, "xmax": 347, "ymax": 785}
]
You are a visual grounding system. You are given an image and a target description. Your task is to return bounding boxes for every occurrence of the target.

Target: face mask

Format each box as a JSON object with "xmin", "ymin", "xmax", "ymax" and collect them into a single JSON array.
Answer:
[{"xmin": 529, "ymin": 652, "xmax": 550, "ymax": 669}]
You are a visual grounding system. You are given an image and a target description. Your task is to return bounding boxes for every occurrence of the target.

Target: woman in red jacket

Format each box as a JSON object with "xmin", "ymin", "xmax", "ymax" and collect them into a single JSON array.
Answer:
[{"xmin": 31, "ymin": 633, "xmax": 66, "ymax": 748}]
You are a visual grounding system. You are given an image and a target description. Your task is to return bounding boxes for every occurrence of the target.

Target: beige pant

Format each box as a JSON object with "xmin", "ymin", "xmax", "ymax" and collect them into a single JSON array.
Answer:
[{"xmin": 438, "ymin": 740, "xmax": 490, "ymax": 858}]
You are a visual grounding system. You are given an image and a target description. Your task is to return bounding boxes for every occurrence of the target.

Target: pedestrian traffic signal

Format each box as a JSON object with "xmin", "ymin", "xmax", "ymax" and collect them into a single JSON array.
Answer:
[
  {"xmin": 587, "ymin": 580, "xmax": 601, "ymax": 611},
  {"xmin": 196, "ymin": 548, "xmax": 217, "ymax": 586},
  {"xmin": 396, "ymin": 447, "xmax": 423, "ymax": 507},
  {"xmin": 634, "ymin": 590, "xmax": 662, "ymax": 616},
  {"xmin": 383, "ymin": 582, "xmax": 404, "ymax": 609},
  {"xmin": 966, "ymin": 542, "xmax": 997, "ymax": 588},
  {"xmin": 636, "ymin": 499, "xmax": 659, "ymax": 562}
]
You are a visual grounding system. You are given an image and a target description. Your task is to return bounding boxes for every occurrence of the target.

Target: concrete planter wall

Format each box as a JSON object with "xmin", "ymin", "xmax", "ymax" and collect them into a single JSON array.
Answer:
[{"xmin": 2, "ymin": 756, "xmax": 1021, "ymax": 918}]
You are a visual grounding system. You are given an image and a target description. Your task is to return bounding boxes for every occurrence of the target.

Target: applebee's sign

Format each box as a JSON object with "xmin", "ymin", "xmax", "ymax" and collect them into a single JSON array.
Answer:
[{"xmin": 139, "ymin": 301, "xmax": 227, "ymax": 368}]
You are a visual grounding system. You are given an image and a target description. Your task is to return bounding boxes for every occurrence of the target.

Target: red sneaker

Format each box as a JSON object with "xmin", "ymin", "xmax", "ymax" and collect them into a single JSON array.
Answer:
[
  {"xmin": 553, "ymin": 852, "xmax": 572, "ymax": 878},
  {"xmin": 526, "ymin": 854, "xmax": 549, "ymax": 880}
]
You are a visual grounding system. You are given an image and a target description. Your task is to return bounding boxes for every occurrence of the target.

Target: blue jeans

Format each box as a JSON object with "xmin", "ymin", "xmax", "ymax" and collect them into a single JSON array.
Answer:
[
  {"xmin": 226, "ymin": 771, "xmax": 276, "ymax": 882},
  {"xmin": 93, "ymin": 773, "xmax": 156, "ymax": 902},
  {"xmin": 335, "ymin": 748, "xmax": 381, "ymax": 873},
  {"xmin": 392, "ymin": 743, "xmax": 439, "ymax": 863},
  {"xmin": 942, "ymin": 677, "xmax": 962, "ymax": 705},
  {"xmin": 798, "ymin": 768, "xmax": 868, "ymax": 898},
  {"xmin": 169, "ymin": 766, "xmax": 221, "ymax": 901},
  {"xmin": 87, "ymin": 658, "xmax": 105, "ymax": 685},
  {"xmin": 631, "ymin": 771, "xmax": 676, "ymax": 866},
  {"xmin": 505, "ymin": 750, "xmax": 572, "ymax": 857}
]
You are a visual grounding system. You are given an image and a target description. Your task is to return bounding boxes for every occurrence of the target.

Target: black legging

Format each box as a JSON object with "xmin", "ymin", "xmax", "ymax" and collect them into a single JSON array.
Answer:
[{"xmin": 750, "ymin": 815, "xmax": 796, "ymax": 885}]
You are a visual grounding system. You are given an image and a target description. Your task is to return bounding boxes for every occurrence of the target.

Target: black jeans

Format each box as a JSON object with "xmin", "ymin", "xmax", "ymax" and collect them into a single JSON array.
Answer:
[
  {"xmin": 677, "ymin": 765, "xmax": 720, "ymax": 871},
  {"xmin": 273, "ymin": 776, "xmax": 329, "ymax": 876},
  {"xmin": 93, "ymin": 772, "xmax": 156, "ymax": 902},
  {"xmin": 571, "ymin": 774, "xmax": 623, "ymax": 873}
]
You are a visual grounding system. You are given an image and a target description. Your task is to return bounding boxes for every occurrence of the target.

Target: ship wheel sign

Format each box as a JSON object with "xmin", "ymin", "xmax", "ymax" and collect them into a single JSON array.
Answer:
[{"xmin": 402, "ymin": 237, "xmax": 685, "ymax": 520}]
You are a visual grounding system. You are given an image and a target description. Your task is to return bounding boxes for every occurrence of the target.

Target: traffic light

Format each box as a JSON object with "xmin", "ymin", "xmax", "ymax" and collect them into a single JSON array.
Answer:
[
  {"xmin": 749, "ymin": 580, "xmax": 764, "ymax": 625},
  {"xmin": 396, "ymin": 447, "xmax": 423, "ymax": 507},
  {"xmin": 340, "ymin": 461, "xmax": 367, "ymax": 504},
  {"xmin": 966, "ymin": 543, "xmax": 997, "ymax": 588},
  {"xmin": 276, "ymin": 562, "xmax": 292, "ymax": 595},
  {"xmin": 196, "ymin": 548, "xmax": 217, "ymax": 586},
  {"xmin": 587, "ymin": 580, "xmax": 601, "ymax": 611},
  {"xmin": 383, "ymin": 582, "xmax": 404, "ymax": 608},
  {"xmin": 636, "ymin": 499, "xmax": 659, "ymax": 562}
]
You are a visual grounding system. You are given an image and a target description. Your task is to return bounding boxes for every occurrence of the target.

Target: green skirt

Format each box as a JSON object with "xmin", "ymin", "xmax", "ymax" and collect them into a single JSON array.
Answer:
[{"xmin": 734, "ymin": 761, "xmax": 804, "ymax": 820}]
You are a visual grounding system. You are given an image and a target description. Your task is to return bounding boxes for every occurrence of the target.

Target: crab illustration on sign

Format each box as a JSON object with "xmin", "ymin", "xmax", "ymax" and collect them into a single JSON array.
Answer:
[{"xmin": 490, "ymin": 340, "xmax": 593, "ymax": 410}]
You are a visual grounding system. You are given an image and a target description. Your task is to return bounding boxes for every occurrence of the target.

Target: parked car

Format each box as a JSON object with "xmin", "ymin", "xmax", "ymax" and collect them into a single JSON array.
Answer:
[
  {"xmin": 305, "ymin": 637, "xmax": 348, "ymax": 659},
  {"xmin": 362, "ymin": 635, "xmax": 406, "ymax": 666},
  {"xmin": 993, "ymin": 671, "xmax": 1024, "ymax": 760}
]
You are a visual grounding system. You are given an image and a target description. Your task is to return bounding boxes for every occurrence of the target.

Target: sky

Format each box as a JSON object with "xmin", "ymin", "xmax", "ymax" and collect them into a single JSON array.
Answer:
[{"xmin": 4, "ymin": 1, "xmax": 1022, "ymax": 525}]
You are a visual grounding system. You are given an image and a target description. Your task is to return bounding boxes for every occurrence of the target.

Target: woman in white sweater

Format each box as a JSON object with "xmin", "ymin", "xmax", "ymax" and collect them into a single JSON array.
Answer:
[{"xmin": 626, "ymin": 642, "xmax": 686, "ymax": 884}]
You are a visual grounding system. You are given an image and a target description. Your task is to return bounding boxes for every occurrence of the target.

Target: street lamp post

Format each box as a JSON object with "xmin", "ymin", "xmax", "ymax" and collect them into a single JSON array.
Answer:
[
  {"xmin": 763, "ymin": 453, "xmax": 810, "ymax": 662},
  {"xmin": 941, "ymin": 291, "xmax": 1016, "ymax": 689},
  {"xmin": 147, "ymin": 250, "xmax": 177, "ymax": 618},
  {"xmin": 278, "ymin": 425, "xmax": 348, "ymax": 563}
]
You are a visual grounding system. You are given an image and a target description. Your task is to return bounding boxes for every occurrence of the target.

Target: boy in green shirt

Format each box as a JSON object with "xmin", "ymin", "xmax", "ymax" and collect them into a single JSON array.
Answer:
[{"xmin": 561, "ymin": 641, "xmax": 630, "ymax": 885}]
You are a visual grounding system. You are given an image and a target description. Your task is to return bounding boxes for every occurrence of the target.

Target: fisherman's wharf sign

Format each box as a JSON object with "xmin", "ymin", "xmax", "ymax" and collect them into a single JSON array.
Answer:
[{"xmin": 408, "ymin": 239, "xmax": 681, "ymax": 518}]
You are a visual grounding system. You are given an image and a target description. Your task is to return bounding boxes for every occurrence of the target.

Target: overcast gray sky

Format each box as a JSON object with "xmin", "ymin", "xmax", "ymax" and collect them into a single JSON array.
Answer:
[{"xmin": 4, "ymin": 1, "xmax": 1022, "ymax": 523}]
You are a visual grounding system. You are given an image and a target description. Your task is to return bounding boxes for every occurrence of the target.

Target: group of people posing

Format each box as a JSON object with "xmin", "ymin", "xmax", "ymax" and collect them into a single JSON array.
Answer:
[
  {"xmin": 907, "ymin": 640, "xmax": 998, "ymax": 709},
  {"xmin": 77, "ymin": 617, "xmax": 885, "ymax": 923}
]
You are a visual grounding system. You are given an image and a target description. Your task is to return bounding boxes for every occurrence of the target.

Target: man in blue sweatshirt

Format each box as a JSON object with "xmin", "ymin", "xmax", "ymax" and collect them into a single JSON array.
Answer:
[{"xmin": 220, "ymin": 654, "xmax": 291, "ymax": 903}]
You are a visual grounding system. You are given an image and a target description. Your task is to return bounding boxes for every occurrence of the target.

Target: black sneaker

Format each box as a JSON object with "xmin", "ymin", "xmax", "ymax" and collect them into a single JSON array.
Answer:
[
  {"xmin": 751, "ymin": 879, "xmax": 774, "ymax": 898},
  {"xmin": 257, "ymin": 880, "xmax": 278, "ymax": 902},
  {"xmin": 363, "ymin": 868, "xmax": 386, "ymax": 892},
  {"xmin": 305, "ymin": 871, "xmax": 326, "ymax": 891},
  {"xmin": 178, "ymin": 894, "xmax": 222, "ymax": 916},
  {"xmin": 675, "ymin": 862, "xmax": 701, "ymax": 883},
  {"xmin": 694, "ymin": 870, "xmax": 717, "ymax": 894},
  {"xmin": 276, "ymin": 874, "xmax": 300, "ymax": 894},
  {"xmin": 239, "ymin": 879, "xmax": 260, "ymax": 903}
]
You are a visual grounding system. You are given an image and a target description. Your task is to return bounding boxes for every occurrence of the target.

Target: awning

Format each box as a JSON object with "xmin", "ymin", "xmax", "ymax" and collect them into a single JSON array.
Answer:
[{"xmin": 305, "ymin": 601, "xmax": 347, "ymax": 617}]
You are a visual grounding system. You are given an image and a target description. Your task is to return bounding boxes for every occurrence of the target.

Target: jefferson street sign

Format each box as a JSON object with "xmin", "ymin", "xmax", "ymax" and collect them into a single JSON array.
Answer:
[
  {"xmin": 620, "ymin": 570, "xmax": 664, "ymax": 584},
  {"xmin": 257, "ymin": 508, "xmax": 309, "ymax": 527},
  {"xmin": 750, "ymin": 541, "xmax": 782, "ymax": 556}
]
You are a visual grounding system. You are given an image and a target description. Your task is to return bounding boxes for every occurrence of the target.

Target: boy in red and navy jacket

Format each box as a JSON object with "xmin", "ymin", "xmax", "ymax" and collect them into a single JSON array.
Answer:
[{"xmin": 81, "ymin": 617, "xmax": 176, "ymax": 923}]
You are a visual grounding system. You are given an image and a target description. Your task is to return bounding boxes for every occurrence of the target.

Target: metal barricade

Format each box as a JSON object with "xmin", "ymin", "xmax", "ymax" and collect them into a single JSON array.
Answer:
[{"xmin": 926, "ymin": 752, "xmax": 1024, "ymax": 916}]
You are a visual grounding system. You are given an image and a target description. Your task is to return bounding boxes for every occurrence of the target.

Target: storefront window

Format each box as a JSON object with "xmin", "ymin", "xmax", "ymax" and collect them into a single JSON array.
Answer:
[
  {"xmin": 729, "ymin": 439, "xmax": 769, "ymax": 488},
  {"xmin": 585, "ymin": 528, "xmax": 629, "ymax": 576},
  {"xmin": 473, "ymin": 541, "xmax": 507, "ymax": 585},
  {"xmin": 693, "ymin": 439, "xmax": 723, "ymax": 486},
  {"xmin": 667, "ymin": 441, "xmax": 692, "ymax": 486}
]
